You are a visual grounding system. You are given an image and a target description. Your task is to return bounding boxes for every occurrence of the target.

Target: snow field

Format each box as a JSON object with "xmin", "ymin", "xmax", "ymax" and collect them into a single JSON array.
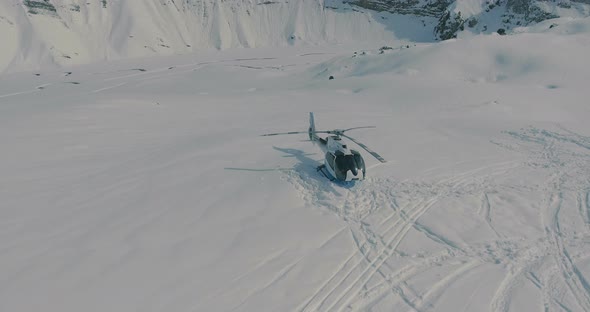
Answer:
[{"xmin": 1, "ymin": 20, "xmax": 590, "ymax": 311}]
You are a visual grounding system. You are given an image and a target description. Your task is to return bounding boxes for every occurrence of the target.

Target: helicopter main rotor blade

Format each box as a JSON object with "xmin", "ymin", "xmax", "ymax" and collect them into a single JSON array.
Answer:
[
  {"xmin": 260, "ymin": 131, "xmax": 308, "ymax": 136},
  {"xmin": 342, "ymin": 126, "xmax": 376, "ymax": 132},
  {"xmin": 261, "ymin": 130, "xmax": 332, "ymax": 136},
  {"xmin": 341, "ymin": 134, "xmax": 387, "ymax": 163},
  {"xmin": 321, "ymin": 127, "xmax": 376, "ymax": 135}
]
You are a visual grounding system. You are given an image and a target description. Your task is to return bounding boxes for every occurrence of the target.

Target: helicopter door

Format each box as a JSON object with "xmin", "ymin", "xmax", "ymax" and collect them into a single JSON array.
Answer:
[
  {"xmin": 323, "ymin": 152, "xmax": 336, "ymax": 178},
  {"xmin": 325, "ymin": 152, "xmax": 336, "ymax": 170},
  {"xmin": 352, "ymin": 151, "xmax": 366, "ymax": 174}
]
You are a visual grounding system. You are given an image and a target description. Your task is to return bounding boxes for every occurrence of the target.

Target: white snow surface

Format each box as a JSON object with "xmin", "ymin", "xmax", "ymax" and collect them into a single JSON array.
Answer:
[{"xmin": 1, "ymin": 17, "xmax": 590, "ymax": 312}]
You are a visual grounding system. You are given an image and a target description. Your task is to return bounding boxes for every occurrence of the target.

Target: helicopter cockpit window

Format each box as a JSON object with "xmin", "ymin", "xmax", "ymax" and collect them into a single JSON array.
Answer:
[
  {"xmin": 352, "ymin": 151, "xmax": 365, "ymax": 171},
  {"xmin": 334, "ymin": 154, "xmax": 360, "ymax": 179}
]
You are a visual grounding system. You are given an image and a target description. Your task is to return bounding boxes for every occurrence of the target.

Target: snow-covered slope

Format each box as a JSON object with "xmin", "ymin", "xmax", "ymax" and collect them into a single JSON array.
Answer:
[
  {"xmin": 0, "ymin": 0, "xmax": 436, "ymax": 73},
  {"xmin": 1, "ymin": 17, "xmax": 589, "ymax": 312},
  {"xmin": 2, "ymin": 0, "xmax": 589, "ymax": 73}
]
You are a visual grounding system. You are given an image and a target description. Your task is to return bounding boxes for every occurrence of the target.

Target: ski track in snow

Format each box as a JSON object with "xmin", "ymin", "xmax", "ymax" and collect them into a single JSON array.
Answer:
[
  {"xmin": 286, "ymin": 126, "xmax": 590, "ymax": 311},
  {"xmin": 491, "ymin": 127, "xmax": 590, "ymax": 312},
  {"xmin": 230, "ymin": 256, "xmax": 305, "ymax": 312},
  {"xmin": 291, "ymin": 161, "xmax": 518, "ymax": 311},
  {"xmin": 481, "ymin": 192, "xmax": 502, "ymax": 238},
  {"xmin": 0, "ymin": 86, "xmax": 44, "ymax": 98},
  {"xmin": 0, "ymin": 56, "xmax": 302, "ymax": 99}
]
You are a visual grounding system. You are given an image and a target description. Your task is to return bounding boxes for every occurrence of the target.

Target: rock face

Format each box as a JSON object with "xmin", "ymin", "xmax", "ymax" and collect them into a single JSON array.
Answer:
[
  {"xmin": 0, "ymin": 0, "xmax": 588, "ymax": 71},
  {"xmin": 348, "ymin": 0, "xmax": 450, "ymax": 17},
  {"xmin": 352, "ymin": 0, "xmax": 588, "ymax": 17},
  {"xmin": 351, "ymin": 0, "xmax": 588, "ymax": 39},
  {"xmin": 507, "ymin": 0, "xmax": 533, "ymax": 13}
]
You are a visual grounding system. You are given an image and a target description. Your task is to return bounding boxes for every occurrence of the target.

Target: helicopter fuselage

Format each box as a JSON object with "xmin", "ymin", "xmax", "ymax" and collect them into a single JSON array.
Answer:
[
  {"xmin": 315, "ymin": 135, "xmax": 366, "ymax": 182},
  {"xmin": 262, "ymin": 112, "xmax": 385, "ymax": 182}
]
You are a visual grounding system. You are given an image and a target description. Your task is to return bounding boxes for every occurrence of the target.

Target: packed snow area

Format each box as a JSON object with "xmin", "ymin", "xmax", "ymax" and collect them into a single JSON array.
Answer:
[{"xmin": 1, "ymin": 17, "xmax": 590, "ymax": 312}]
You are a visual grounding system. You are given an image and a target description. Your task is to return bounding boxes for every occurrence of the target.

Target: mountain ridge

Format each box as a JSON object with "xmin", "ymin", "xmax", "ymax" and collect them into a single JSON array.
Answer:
[{"xmin": 1, "ymin": 0, "xmax": 588, "ymax": 72}]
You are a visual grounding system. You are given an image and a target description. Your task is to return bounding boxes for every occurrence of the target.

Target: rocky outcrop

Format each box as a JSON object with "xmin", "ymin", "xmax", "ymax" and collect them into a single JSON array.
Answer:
[
  {"xmin": 23, "ymin": 0, "xmax": 57, "ymax": 14},
  {"xmin": 348, "ymin": 0, "xmax": 450, "ymax": 17},
  {"xmin": 507, "ymin": 0, "xmax": 558, "ymax": 23},
  {"xmin": 349, "ymin": 0, "xmax": 588, "ymax": 40},
  {"xmin": 434, "ymin": 10, "xmax": 464, "ymax": 40}
]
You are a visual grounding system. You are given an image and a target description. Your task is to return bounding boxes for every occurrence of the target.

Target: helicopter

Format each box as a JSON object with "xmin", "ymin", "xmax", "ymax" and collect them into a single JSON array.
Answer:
[{"xmin": 262, "ymin": 112, "xmax": 386, "ymax": 182}]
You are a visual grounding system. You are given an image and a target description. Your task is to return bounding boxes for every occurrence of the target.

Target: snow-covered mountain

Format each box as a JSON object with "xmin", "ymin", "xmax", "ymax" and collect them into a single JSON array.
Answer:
[
  {"xmin": 0, "ymin": 0, "xmax": 429, "ymax": 72},
  {"xmin": 1, "ymin": 0, "xmax": 589, "ymax": 73}
]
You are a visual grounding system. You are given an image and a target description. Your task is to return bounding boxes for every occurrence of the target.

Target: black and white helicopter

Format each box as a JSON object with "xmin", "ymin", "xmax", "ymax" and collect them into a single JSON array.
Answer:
[{"xmin": 262, "ymin": 113, "xmax": 386, "ymax": 182}]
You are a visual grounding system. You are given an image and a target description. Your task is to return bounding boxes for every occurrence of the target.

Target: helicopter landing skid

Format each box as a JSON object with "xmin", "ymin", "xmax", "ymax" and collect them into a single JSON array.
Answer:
[{"xmin": 316, "ymin": 164, "xmax": 335, "ymax": 181}]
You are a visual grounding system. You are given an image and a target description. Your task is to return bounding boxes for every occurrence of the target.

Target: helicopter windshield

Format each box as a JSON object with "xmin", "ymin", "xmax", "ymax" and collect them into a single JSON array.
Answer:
[{"xmin": 333, "ymin": 152, "xmax": 365, "ymax": 181}]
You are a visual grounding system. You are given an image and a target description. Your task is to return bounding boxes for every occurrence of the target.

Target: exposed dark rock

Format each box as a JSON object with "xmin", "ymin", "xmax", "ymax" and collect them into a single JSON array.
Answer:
[
  {"xmin": 24, "ymin": 0, "xmax": 57, "ymax": 14},
  {"xmin": 434, "ymin": 11, "xmax": 464, "ymax": 40},
  {"xmin": 507, "ymin": 0, "xmax": 559, "ymax": 23},
  {"xmin": 350, "ymin": 0, "xmax": 450, "ymax": 17}
]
